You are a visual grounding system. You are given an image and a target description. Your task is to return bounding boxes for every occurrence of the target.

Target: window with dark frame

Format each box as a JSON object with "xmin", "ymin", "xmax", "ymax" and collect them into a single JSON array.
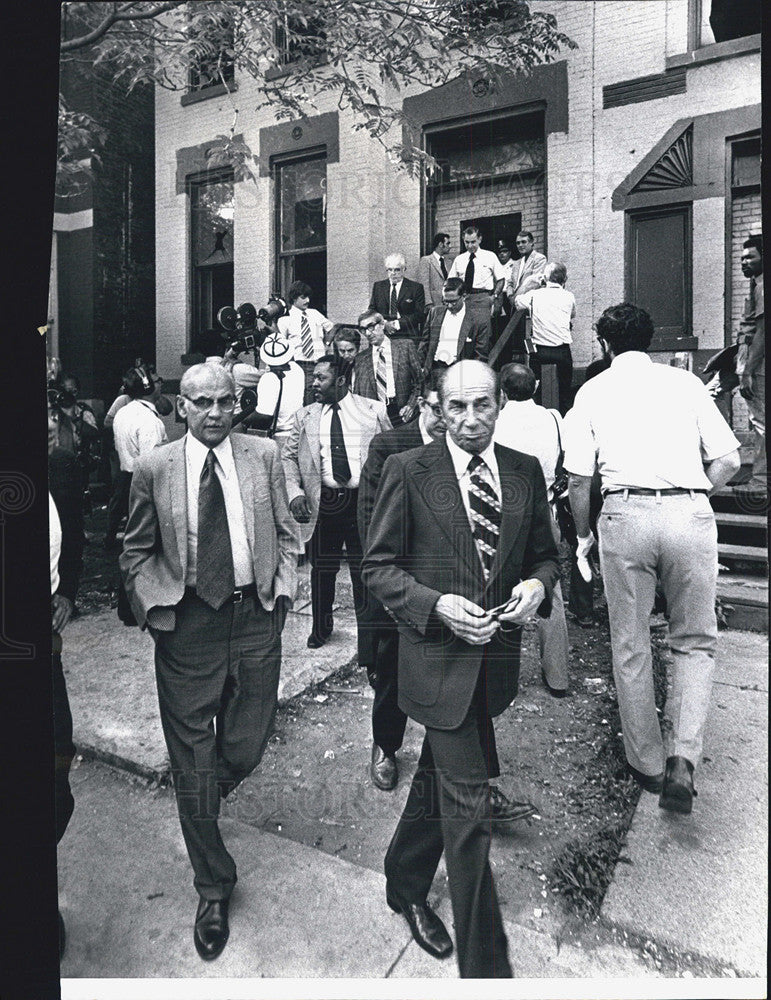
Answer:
[
  {"xmin": 275, "ymin": 13, "xmax": 326, "ymax": 67},
  {"xmin": 189, "ymin": 172, "xmax": 234, "ymax": 350},
  {"xmin": 274, "ymin": 151, "xmax": 328, "ymax": 312},
  {"xmin": 189, "ymin": 13, "xmax": 235, "ymax": 92},
  {"xmin": 627, "ymin": 205, "xmax": 692, "ymax": 345}
]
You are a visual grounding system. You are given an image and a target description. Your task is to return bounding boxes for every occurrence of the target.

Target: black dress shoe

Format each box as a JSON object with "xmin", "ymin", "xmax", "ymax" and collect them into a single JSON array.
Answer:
[
  {"xmin": 489, "ymin": 785, "xmax": 537, "ymax": 822},
  {"xmin": 307, "ymin": 632, "xmax": 329, "ymax": 649},
  {"xmin": 659, "ymin": 755, "xmax": 696, "ymax": 814},
  {"xmin": 628, "ymin": 764, "xmax": 664, "ymax": 794},
  {"xmin": 194, "ymin": 897, "xmax": 230, "ymax": 961},
  {"xmin": 386, "ymin": 891, "xmax": 453, "ymax": 959},
  {"xmin": 370, "ymin": 744, "xmax": 398, "ymax": 790}
]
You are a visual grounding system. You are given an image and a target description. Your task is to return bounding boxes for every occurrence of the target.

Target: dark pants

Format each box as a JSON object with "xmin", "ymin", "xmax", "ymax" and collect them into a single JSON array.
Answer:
[
  {"xmin": 106, "ymin": 470, "xmax": 132, "ymax": 543},
  {"xmin": 384, "ymin": 661, "xmax": 513, "ymax": 978},
  {"xmin": 53, "ymin": 642, "xmax": 75, "ymax": 845},
  {"xmin": 531, "ymin": 344, "xmax": 573, "ymax": 415},
  {"xmin": 297, "ymin": 360, "xmax": 317, "ymax": 406},
  {"xmin": 153, "ymin": 589, "xmax": 284, "ymax": 900},
  {"xmin": 309, "ymin": 487, "xmax": 365, "ymax": 642}
]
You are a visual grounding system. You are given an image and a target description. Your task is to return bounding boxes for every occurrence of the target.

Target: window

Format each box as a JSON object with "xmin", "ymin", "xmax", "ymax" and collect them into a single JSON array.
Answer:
[
  {"xmin": 189, "ymin": 13, "xmax": 235, "ymax": 92},
  {"xmin": 189, "ymin": 172, "xmax": 234, "ymax": 348},
  {"xmin": 275, "ymin": 14, "xmax": 326, "ymax": 67},
  {"xmin": 274, "ymin": 152, "xmax": 327, "ymax": 311},
  {"xmin": 689, "ymin": 0, "xmax": 761, "ymax": 49},
  {"xmin": 731, "ymin": 136, "xmax": 761, "ymax": 191},
  {"xmin": 627, "ymin": 206, "xmax": 692, "ymax": 345}
]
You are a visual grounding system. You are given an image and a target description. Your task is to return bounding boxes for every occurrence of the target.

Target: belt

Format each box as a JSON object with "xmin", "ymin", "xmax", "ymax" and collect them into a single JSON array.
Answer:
[
  {"xmin": 321, "ymin": 485, "xmax": 358, "ymax": 497},
  {"xmin": 604, "ymin": 487, "xmax": 708, "ymax": 497},
  {"xmin": 466, "ymin": 288, "xmax": 493, "ymax": 295},
  {"xmin": 187, "ymin": 583, "xmax": 257, "ymax": 603}
]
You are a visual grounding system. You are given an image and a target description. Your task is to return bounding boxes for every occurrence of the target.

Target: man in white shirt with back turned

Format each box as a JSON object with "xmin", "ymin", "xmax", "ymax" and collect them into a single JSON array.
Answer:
[{"xmin": 563, "ymin": 303, "xmax": 741, "ymax": 815}]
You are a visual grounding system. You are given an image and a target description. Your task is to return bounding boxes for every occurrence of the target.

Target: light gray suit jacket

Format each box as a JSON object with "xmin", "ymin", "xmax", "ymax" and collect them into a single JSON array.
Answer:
[
  {"xmin": 281, "ymin": 393, "xmax": 392, "ymax": 543},
  {"xmin": 120, "ymin": 434, "xmax": 301, "ymax": 630},
  {"xmin": 416, "ymin": 253, "xmax": 454, "ymax": 308},
  {"xmin": 508, "ymin": 250, "xmax": 547, "ymax": 299}
]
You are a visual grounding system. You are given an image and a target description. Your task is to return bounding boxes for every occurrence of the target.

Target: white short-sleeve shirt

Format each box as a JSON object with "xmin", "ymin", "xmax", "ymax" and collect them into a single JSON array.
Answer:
[
  {"xmin": 562, "ymin": 352, "xmax": 740, "ymax": 492},
  {"xmin": 448, "ymin": 249, "xmax": 506, "ymax": 292}
]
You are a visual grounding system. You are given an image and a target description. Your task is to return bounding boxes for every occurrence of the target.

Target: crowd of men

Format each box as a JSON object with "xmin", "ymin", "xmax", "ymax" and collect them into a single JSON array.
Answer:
[{"xmin": 50, "ymin": 227, "xmax": 763, "ymax": 979}]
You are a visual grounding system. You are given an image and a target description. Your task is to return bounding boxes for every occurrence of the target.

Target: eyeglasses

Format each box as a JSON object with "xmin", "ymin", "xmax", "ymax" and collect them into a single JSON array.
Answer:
[
  {"xmin": 182, "ymin": 395, "xmax": 236, "ymax": 412},
  {"xmin": 425, "ymin": 402, "xmax": 443, "ymax": 417},
  {"xmin": 358, "ymin": 325, "xmax": 377, "ymax": 332}
]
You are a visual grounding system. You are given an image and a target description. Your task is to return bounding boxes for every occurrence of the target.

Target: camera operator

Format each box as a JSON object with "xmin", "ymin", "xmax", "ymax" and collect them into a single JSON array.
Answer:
[
  {"xmin": 104, "ymin": 365, "xmax": 168, "ymax": 553},
  {"xmin": 49, "ymin": 373, "xmax": 101, "ymax": 508}
]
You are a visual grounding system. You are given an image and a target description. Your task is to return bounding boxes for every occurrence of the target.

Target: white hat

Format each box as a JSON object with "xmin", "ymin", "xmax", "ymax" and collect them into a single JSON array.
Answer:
[{"xmin": 260, "ymin": 334, "xmax": 295, "ymax": 367}]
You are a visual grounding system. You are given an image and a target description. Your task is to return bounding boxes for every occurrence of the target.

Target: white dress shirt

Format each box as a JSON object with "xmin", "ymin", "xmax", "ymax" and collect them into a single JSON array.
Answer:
[
  {"xmin": 113, "ymin": 399, "xmax": 168, "ymax": 472},
  {"xmin": 278, "ymin": 306, "xmax": 333, "ymax": 362},
  {"xmin": 435, "ymin": 304, "xmax": 466, "ymax": 365},
  {"xmin": 319, "ymin": 393, "xmax": 363, "ymax": 488},
  {"xmin": 418, "ymin": 414, "xmax": 435, "ymax": 444},
  {"xmin": 445, "ymin": 434, "xmax": 501, "ymax": 530},
  {"xmin": 563, "ymin": 352, "xmax": 741, "ymax": 492},
  {"xmin": 50, "ymin": 493, "xmax": 61, "ymax": 595},
  {"xmin": 371, "ymin": 337, "xmax": 396, "ymax": 399},
  {"xmin": 184, "ymin": 433, "xmax": 254, "ymax": 588},
  {"xmin": 448, "ymin": 249, "xmax": 506, "ymax": 291},
  {"xmin": 515, "ymin": 283, "xmax": 575, "ymax": 347},
  {"xmin": 494, "ymin": 399, "xmax": 561, "ymax": 494}
]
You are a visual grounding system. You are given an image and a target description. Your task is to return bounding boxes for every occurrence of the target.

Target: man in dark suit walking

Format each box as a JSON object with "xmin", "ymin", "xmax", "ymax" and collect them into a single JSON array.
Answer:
[
  {"xmin": 121, "ymin": 363, "xmax": 301, "ymax": 962},
  {"xmin": 420, "ymin": 277, "xmax": 491, "ymax": 369},
  {"xmin": 362, "ymin": 360, "xmax": 560, "ymax": 977},
  {"xmin": 369, "ymin": 252, "xmax": 426, "ymax": 345},
  {"xmin": 353, "ymin": 310, "xmax": 422, "ymax": 426}
]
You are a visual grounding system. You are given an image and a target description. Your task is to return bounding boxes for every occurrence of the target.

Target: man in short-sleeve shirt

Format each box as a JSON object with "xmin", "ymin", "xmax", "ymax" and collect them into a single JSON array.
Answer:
[
  {"xmin": 448, "ymin": 226, "xmax": 506, "ymax": 319},
  {"xmin": 563, "ymin": 303, "xmax": 740, "ymax": 815}
]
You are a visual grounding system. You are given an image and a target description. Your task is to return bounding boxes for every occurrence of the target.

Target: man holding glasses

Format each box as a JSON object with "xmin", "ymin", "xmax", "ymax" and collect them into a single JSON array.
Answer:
[{"xmin": 120, "ymin": 362, "xmax": 301, "ymax": 962}]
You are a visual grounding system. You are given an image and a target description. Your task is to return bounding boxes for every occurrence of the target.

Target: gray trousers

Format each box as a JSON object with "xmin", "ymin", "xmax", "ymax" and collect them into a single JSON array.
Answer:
[
  {"xmin": 598, "ymin": 492, "xmax": 718, "ymax": 775},
  {"xmin": 536, "ymin": 580, "xmax": 569, "ymax": 690},
  {"xmin": 154, "ymin": 590, "xmax": 284, "ymax": 900}
]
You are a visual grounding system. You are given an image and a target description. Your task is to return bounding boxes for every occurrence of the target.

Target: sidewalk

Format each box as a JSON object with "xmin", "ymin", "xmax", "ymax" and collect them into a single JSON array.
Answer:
[{"xmin": 59, "ymin": 607, "xmax": 768, "ymax": 983}]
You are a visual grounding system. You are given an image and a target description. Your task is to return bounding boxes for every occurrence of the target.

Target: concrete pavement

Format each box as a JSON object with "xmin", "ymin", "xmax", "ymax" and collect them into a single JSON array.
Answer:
[{"xmin": 57, "ymin": 589, "xmax": 768, "ymax": 987}]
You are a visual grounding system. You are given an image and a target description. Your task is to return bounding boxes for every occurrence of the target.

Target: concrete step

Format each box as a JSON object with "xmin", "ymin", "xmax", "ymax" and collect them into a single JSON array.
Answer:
[
  {"xmin": 718, "ymin": 543, "xmax": 768, "ymax": 565},
  {"xmin": 714, "ymin": 512, "xmax": 767, "ymax": 529}
]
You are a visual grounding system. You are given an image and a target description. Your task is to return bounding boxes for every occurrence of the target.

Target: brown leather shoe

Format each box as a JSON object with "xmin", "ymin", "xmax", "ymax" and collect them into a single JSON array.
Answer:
[
  {"xmin": 370, "ymin": 744, "xmax": 398, "ymax": 790},
  {"xmin": 194, "ymin": 897, "xmax": 230, "ymax": 961},
  {"xmin": 659, "ymin": 756, "xmax": 696, "ymax": 814},
  {"xmin": 489, "ymin": 785, "xmax": 537, "ymax": 822},
  {"xmin": 386, "ymin": 891, "xmax": 453, "ymax": 959}
]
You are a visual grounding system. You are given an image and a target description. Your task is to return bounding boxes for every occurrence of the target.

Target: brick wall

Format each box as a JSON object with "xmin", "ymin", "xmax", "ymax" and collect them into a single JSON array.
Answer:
[
  {"xmin": 729, "ymin": 188, "xmax": 762, "ymax": 434},
  {"xmin": 433, "ymin": 172, "xmax": 545, "ymax": 259}
]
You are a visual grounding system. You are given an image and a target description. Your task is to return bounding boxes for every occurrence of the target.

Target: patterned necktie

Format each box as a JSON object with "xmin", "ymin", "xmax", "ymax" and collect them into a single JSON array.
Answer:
[
  {"xmin": 464, "ymin": 252, "xmax": 475, "ymax": 291},
  {"xmin": 389, "ymin": 284, "xmax": 398, "ymax": 318},
  {"xmin": 439, "ymin": 256, "xmax": 447, "ymax": 279},
  {"xmin": 330, "ymin": 403, "xmax": 352, "ymax": 484},
  {"xmin": 196, "ymin": 450, "xmax": 235, "ymax": 609},
  {"xmin": 300, "ymin": 311, "xmax": 314, "ymax": 360},
  {"xmin": 375, "ymin": 347, "xmax": 388, "ymax": 403},
  {"xmin": 467, "ymin": 454, "xmax": 501, "ymax": 581}
]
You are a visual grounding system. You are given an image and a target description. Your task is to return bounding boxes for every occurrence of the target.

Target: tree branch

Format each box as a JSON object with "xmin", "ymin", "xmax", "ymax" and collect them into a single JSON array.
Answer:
[{"xmin": 61, "ymin": 1, "xmax": 183, "ymax": 51}]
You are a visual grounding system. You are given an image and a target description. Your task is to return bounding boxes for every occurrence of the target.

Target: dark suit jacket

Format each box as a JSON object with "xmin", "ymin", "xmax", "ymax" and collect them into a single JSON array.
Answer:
[
  {"xmin": 352, "ymin": 338, "xmax": 422, "ymax": 414},
  {"xmin": 357, "ymin": 420, "xmax": 424, "ymax": 544},
  {"xmin": 420, "ymin": 304, "xmax": 491, "ymax": 368},
  {"xmin": 361, "ymin": 439, "xmax": 560, "ymax": 729},
  {"xmin": 369, "ymin": 278, "xmax": 425, "ymax": 341}
]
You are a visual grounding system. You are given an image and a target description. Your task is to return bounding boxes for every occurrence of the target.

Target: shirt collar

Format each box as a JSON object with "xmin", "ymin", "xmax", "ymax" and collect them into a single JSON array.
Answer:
[
  {"xmin": 418, "ymin": 413, "xmax": 435, "ymax": 444},
  {"xmin": 446, "ymin": 434, "xmax": 498, "ymax": 480},
  {"xmin": 610, "ymin": 351, "xmax": 652, "ymax": 370},
  {"xmin": 135, "ymin": 398, "xmax": 160, "ymax": 415},
  {"xmin": 502, "ymin": 398, "xmax": 536, "ymax": 412},
  {"xmin": 186, "ymin": 431, "xmax": 235, "ymax": 479},
  {"xmin": 321, "ymin": 390, "xmax": 351, "ymax": 413},
  {"xmin": 372, "ymin": 335, "xmax": 391, "ymax": 353}
]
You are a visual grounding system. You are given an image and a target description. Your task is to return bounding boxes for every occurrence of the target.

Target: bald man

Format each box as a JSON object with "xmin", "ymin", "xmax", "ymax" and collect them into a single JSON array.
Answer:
[
  {"xmin": 121, "ymin": 363, "xmax": 301, "ymax": 962},
  {"xmin": 362, "ymin": 360, "xmax": 559, "ymax": 978}
]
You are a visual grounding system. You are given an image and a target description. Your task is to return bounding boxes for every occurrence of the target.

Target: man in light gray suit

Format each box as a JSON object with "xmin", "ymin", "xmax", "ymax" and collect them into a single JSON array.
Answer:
[
  {"xmin": 120, "ymin": 363, "xmax": 300, "ymax": 963},
  {"xmin": 282, "ymin": 354, "xmax": 391, "ymax": 650},
  {"xmin": 416, "ymin": 233, "xmax": 453, "ymax": 308}
]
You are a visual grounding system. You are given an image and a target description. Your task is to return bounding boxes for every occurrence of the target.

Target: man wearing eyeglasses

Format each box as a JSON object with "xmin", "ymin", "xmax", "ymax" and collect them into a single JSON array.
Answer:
[
  {"xmin": 120, "ymin": 362, "xmax": 301, "ymax": 962},
  {"xmin": 353, "ymin": 310, "xmax": 423, "ymax": 426}
]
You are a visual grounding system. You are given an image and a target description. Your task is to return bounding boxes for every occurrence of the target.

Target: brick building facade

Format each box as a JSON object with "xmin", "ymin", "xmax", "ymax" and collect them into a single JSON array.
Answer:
[{"xmin": 153, "ymin": 0, "xmax": 760, "ymax": 421}]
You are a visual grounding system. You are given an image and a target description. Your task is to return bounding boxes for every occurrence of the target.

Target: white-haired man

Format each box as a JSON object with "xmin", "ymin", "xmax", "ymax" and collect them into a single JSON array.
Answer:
[{"xmin": 369, "ymin": 252, "xmax": 426, "ymax": 346}]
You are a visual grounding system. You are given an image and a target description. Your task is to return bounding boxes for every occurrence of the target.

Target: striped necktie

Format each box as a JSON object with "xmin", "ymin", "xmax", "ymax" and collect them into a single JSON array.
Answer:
[
  {"xmin": 467, "ymin": 454, "xmax": 501, "ymax": 581},
  {"xmin": 375, "ymin": 347, "xmax": 388, "ymax": 403},
  {"xmin": 300, "ymin": 311, "xmax": 314, "ymax": 360}
]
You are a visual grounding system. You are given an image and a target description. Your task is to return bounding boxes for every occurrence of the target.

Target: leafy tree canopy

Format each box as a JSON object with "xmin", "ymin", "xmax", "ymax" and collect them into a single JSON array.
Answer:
[{"xmin": 59, "ymin": 0, "xmax": 575, "ymax": 183}]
